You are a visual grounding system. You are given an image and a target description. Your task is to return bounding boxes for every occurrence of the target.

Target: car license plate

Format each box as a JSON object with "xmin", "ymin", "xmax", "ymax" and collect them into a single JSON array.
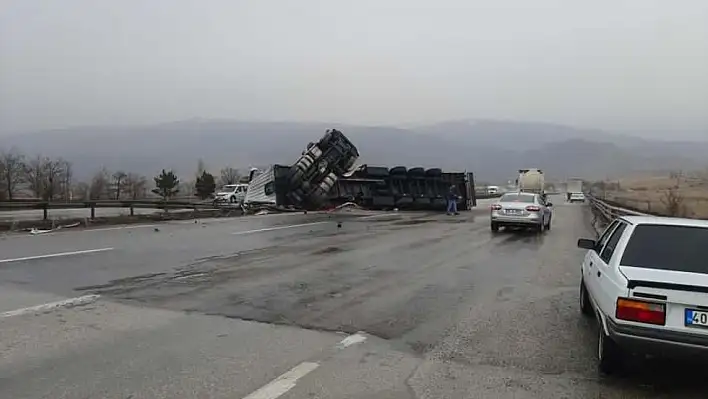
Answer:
[
  {"xmin": 506, "ymin": 209, "xmax": 522, "ymax": 215},
  {"xmin": 685, "ymin": 309, "xmax": 708, "ymax": 327}
]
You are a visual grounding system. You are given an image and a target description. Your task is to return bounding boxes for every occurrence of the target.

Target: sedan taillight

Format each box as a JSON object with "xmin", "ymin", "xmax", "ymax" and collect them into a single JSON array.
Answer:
[
  {"xmin": 491, "ymin": 204, "xmax": 502, "ymax": 211},
  {"xmin": 525, "ymin": 205, "xmax": 541, "ymax": 212},
  {"xmin": 616, "ymin": 298, "xmax": 665, "ymax": 325}
]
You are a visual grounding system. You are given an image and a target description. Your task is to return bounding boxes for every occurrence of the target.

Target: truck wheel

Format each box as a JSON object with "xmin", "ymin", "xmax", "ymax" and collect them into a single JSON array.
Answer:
[
  {"xmin": 579, "ymin": 279, "xmax": 593, "ymax": 316},
  {"xmin": 229, "ymin": 196, "xmax": 236, "ymax": 203},
  {"xmin": 491, "ymin": 222, "xmax": 500, "ymax": 232},
  {"xmin": 598, "ymin": 327, "xmax": 623, "ymax": 375}
]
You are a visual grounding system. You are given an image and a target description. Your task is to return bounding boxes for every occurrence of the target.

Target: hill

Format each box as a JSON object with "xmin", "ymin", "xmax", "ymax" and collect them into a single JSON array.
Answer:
[{"xmin": 3, "ymin": 119, "xmax": 706, "ymax": 184}]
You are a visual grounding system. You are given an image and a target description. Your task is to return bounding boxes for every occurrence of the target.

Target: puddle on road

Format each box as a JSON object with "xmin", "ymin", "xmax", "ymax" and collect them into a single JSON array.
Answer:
[
  {"xmin": 394, "ymin": 219, "xmax": 434, "ymax": 226},
  {"xmin": 312, "ymin": 246, "xmax": 344, "ymax": 255}
]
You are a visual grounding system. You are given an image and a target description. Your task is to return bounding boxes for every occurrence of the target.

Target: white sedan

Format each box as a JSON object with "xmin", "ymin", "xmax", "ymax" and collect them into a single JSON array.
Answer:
[
  {"xmin": 568, "ymin": 192, "xmax": 586, "ymax": 203},
  {"xmin": 577, "ymin": 215, "xmax": 708, "ymax": 374}
]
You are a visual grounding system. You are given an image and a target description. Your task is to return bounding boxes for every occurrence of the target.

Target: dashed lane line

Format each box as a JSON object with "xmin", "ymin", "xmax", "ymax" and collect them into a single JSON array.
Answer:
[
  {"xmin": 241, "ymin": 333, "xmax": 368, "ymax": 399},
  {"xmin": 0, "ymin": 247, "xmax": 114, "ymax": 264},
  {"xmin": 0, "ymin": 295, "xmax": 101, "ymax": 319}
]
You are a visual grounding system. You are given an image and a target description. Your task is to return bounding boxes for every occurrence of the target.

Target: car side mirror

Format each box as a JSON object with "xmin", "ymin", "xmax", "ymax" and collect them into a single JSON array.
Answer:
[
  {"xmin": 577, "ymin": 238, "xmax": 596, "ymax": 250},
  {"xmin": 547, "ymin": 202, "xmax": 553, "ymax": 207}
]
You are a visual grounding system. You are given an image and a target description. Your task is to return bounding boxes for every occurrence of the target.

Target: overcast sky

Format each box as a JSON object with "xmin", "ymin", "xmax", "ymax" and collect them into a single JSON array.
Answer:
[{"xmin": 1, "ymin": 0, "xmax": 707, "ymax": 138}]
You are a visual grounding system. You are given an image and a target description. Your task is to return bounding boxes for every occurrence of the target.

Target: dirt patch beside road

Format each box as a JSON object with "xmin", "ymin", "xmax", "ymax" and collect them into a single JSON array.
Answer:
[{"xmin": 605, "ymin": 174, "xmax": 708, "ymax": 219}]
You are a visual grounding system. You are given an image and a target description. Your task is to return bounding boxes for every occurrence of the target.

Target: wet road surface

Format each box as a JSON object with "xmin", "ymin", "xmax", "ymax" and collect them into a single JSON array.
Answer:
[{"xmin": 1, "ymin": 199, "xmax": 706, "ymax": 398}]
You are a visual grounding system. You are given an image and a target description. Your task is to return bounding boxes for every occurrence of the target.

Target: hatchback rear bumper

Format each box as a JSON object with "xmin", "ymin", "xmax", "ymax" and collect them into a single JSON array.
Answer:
[{"xmin": 607, "ymin": 317, "xmax": 708, "ymax": 358}]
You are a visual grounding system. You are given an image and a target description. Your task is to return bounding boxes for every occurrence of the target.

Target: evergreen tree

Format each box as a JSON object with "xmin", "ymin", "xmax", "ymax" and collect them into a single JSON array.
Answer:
[
  {"xmin": 195, "ymin": 170, "xmax": 216, "ymax": 200},
  {"xmin": 152, "ymin": 169, "xmax": 180, "ymax": 200}
]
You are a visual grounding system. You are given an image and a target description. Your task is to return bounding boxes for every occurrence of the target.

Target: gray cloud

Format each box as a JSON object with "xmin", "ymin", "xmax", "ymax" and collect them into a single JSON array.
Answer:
[{"xmin": 1, "ymin": 0, "xmax": 707, "ymax": 138}]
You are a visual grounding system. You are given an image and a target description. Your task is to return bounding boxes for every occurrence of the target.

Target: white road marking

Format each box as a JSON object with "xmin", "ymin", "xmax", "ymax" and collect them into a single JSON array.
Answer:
[
  {"xmin": 242, "ymin": 361, "xmax": 320, "ymax": 399},
  {"xmin": 231, "ymin": 222, "xmax": 328, "ymax": 236},
  {"xmin": 241, "ymin": 332, "xmax": 368, "ymax": 399},
  {"xmin": 0, "ymin": 247, "xmax": 114, "ymax": 264},
  {"xmin": 337, "ymin": 332, "xmax": 367, "ymax": 348},
  {"xmin": 0, "ymin": 294, "xmax": 101, "ymax": 318}
]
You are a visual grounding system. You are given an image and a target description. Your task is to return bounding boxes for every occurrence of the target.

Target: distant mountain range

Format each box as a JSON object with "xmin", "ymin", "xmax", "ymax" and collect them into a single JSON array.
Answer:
[{"xmin": 2, "ymin": 119, "xmax": 706, "ymax": 184}]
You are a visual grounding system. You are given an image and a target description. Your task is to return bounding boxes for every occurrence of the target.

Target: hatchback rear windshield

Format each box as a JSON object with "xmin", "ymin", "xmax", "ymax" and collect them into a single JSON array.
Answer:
[
  {"xmin": 500, "ymin": 194, "xmax": 535, "ymax": 203},
  {"xmin": 620, "ymin": 224, "xmax": 708, "ymax": 274}
]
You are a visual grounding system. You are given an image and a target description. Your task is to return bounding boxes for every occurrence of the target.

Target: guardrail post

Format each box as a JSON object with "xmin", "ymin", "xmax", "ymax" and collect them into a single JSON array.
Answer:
[
  {"xmin": 130, "ymin": 204, "xmax": 134, "ymax": 216},
  {"xmin": 90, "ymin": 203, "xmax": 95, "ymax": 220},
  {"xmin": 43, "ymin": 204, "xmax": 48, "ymax": 220}
]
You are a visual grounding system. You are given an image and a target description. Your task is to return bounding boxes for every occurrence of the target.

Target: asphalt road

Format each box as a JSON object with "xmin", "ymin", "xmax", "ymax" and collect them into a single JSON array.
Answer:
[{"xmin": 1, "ymin": 197, "xmax": 705, "ymax": 398}]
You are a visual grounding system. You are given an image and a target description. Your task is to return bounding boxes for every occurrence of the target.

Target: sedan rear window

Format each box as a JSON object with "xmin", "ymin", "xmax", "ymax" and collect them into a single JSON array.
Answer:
[
  {"xmin": 620, "ymin": 225, "xmax": 708, "ymax": 274},
  {"xmin": 500, "ymin": 194, "xmax": 535, "ymax": 203}
]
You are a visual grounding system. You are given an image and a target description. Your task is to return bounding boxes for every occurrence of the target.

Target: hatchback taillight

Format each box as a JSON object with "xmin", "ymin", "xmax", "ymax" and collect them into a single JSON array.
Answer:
[
  {"xmin": 616, "ymin": 298, "xmax": 665, "ymax": 325},
  {"xmin": 491, "ymin": 204, "xmax": 502, "ymax": 211},
  {"xmin": 525, "ymin": 205, "xmax": 540, "ymax": 212}
]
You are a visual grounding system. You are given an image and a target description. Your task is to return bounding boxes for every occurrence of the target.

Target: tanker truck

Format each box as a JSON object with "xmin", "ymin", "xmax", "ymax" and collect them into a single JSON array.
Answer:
[{"xmin": 516, "ymin": 168, "xmax": 545, "ymax": 195}]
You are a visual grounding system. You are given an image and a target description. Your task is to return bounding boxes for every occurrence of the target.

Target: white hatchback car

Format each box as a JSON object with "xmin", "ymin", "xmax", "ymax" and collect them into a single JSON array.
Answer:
[{"xmin": 577, "ymin": 216, "xmax": 708, "ymax": 374}]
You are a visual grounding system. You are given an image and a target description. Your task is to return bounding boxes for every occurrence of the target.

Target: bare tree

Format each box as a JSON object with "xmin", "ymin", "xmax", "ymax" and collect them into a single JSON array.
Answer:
[
  {"xmin": 58, "ymin": 159, "xmax": 73, "ymax": 200},
  {"xmin": 73, "ymin": 182, "xmax": 90, "ymax": 201},
  {"xmin": 196, "ymin": 159, "xmax": 206, "ymax": 178},
  {"xmin": 42, "ymin": 158, "xmax": 67, "ymax": 201},
  {"xmin": 661, "ymin": 170, "xmax": 688, "ymax": 217},
  {"xmin": 0, "ymin": 148, "xmax": 26, "ymax": 200},
  {"xmin": 661, "ymin": 187, "xmax": 686, "ymax": 217},
  {"xmin": 219, "ymin": 167, "xmax": 240, "ymax": 185},
  {"xmin": 89, "ymin": 168, "xmax": 110, "ymax": 200},
  {"xmin": 112, "ymin": 171, "xmax": 128, "ymax": 199},
  {"xmin": 24, "ymin": 156, "xmax": 46, "ymax": 199},
  {"xmin": 0, "ymin": 161, "xmax": 5, "ymax": 200},
  {"xmin": 124, "ymin": 173, "xmax": 148, "ymax": 199}
]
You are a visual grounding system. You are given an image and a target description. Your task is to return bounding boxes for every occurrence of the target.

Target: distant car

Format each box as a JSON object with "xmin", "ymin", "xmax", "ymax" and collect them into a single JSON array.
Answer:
[
  {"xmin": 490, "ymin": 192, "xmax": 553, "ymax": 233},
  {"xmin": 577, "ymin": 216, "xmax": 708, "ymax": 374},
  {"xmin": 569, "ymin": 192, "xmax": 586, "ymax": 203},
  {"xmin": 213, "ymin": 184, "xmax": 248, "ymax": 205}
]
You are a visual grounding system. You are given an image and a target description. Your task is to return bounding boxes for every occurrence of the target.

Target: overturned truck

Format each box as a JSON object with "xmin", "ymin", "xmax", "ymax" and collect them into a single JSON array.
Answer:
[
  {"xmin": 331, "ymin": 165, "xmax": 477, "ymax": 211},
  {"xmin": 243, "ymin": 129, "xmax": 360, "ymax": 209},
  {"xmin": 243, "ymin": 129, "xmax": 477, "ymax": 211}
]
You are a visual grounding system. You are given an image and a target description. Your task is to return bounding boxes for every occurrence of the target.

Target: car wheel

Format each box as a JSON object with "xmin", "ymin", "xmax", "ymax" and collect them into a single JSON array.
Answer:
[
  {"xmin": 536, "ymin": 222, "xmax": 544, "ymax": 234},
  {"xmin": 545, "ymin": 217, "xmax": 552, "ymax": 231},
  {"xmin": 598, "ymin": 326, "xmax": 622, "ymax": 375},
  {"xmin": 580, "ymin": 279, "xmax": 593, "ymax": 316},
  {"xmin": 491, "ymin": 222, "xmax": 500, "ymax": 232}
]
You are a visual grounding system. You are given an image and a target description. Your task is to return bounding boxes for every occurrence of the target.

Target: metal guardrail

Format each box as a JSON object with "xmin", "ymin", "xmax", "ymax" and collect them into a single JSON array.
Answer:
[
  {"xmin": 586, "ymin": 193, "xmax": 648, "ymax": 228},
  {"xmin": 0, "ymin": 199, "xmax": 218, "ymax": 220}
]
